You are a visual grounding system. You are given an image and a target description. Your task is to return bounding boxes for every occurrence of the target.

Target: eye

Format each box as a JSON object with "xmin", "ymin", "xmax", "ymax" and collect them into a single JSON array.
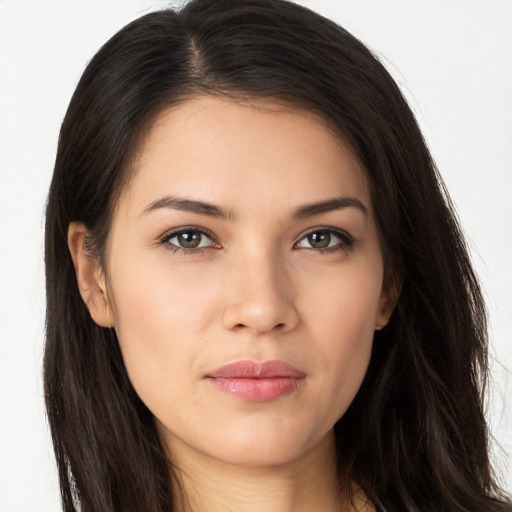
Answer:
[
  {"xmin": 295, "ymin": 228, "xmax": 354, "ymax": 252},
  {"xmin": 160, "ymin": 227, "xmax": 218, "ymax": 252}
]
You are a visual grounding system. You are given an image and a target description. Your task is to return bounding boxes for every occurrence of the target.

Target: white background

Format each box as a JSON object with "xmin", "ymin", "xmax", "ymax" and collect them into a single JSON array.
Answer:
[{"xmin": 0, "ymin": 1, "xmax": 510, "ymax": 510}]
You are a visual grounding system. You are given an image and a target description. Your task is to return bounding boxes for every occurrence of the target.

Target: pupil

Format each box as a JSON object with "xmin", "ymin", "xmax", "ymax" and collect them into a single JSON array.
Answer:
[
  {"xmin": 178, "ymin": 231, "xmax": 201, "ymax": 248},
  {"xmin": 308, "ymin": 231, "xmax": 330, "ymax": 249}
]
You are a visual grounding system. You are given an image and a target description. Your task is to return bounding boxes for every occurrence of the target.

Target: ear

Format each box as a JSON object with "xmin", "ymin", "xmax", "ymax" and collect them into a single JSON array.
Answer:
[
  {"xmin": 375, "ymin": 271, "xmax": 401, "ymax": 331},
  {"xmin": 67, "ymin": 221, "xmax": 114, "ymax": 328}
]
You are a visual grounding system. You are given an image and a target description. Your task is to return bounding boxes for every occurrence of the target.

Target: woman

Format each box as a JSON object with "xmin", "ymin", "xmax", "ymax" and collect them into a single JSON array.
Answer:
[{"xmin": 44, "ymin": 0, "xmax": 511, "ymax": 510}]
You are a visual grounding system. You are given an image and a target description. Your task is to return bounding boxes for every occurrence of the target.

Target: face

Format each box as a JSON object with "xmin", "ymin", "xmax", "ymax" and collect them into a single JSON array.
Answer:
[{"xmin": 85, "ymin": 96, "xmax": 394, "ymax": 468}]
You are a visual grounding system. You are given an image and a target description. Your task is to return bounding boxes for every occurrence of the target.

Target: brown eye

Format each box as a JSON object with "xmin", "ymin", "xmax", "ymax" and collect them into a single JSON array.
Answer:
[
  {"xmin": 306, "ymin": 231, "xmax": 331, "ymax": 249},
  {"xmin": 163, "ymin": 228, "xmax": 215, "ymax": 251},
  {"xmin": 177, "ymin": 231, "xmax": 203, "ymax": 248},
  {"xmin": 296, "ymin": 228, "xmax": 354, "ymax": 252}
]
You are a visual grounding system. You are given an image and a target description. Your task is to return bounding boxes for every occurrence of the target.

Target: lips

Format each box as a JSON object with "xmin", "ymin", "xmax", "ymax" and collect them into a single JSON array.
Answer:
[{"xmin": 205, "ymin": 360, "xmax": 306, "ymax": 402}]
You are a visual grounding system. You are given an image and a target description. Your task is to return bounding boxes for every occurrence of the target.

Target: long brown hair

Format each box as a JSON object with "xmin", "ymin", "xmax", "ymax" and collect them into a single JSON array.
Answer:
[{"xmin": 44, "ymin": 0, "xmax": 511, "ymax": 510}]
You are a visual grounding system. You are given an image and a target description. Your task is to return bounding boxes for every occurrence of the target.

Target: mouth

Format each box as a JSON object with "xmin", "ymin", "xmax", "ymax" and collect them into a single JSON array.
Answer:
[{"xmin": 205, "ymin": 360, "xmax": 306, "ymax": 402}]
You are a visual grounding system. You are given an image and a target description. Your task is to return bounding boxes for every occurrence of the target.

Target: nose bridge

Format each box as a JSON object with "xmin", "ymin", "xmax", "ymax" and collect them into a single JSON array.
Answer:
[{"xmin": 222, "ymin": 242, "xmax": 298, "ymax": 334}]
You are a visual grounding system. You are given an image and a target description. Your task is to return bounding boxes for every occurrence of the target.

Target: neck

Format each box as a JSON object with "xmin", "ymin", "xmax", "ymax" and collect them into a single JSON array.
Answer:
[{"xmin": 166, "ymin": 431, "xmax": 369, "ymax": 512}]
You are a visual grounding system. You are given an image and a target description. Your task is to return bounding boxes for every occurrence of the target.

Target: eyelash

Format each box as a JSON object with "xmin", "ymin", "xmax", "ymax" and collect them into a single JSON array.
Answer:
[{"xmin": 158, "ymin": 227, "xmax": 356, "ymax": 255}]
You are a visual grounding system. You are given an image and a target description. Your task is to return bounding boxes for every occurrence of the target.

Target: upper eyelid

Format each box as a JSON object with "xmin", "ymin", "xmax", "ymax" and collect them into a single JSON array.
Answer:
[
  {"xmin": 160, "ymin": 225, "xmax": 217, "ymax": 241},
  {"xmin": 295, "ymin": 226, "xmax": 354, "ymax": 241}
]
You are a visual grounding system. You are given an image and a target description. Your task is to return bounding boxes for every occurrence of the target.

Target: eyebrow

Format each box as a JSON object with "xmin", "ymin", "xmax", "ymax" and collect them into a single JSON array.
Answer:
[
  {"xmin": 141, "ymin": 196, "xmax": 235, "ymax": 220},
  {"xmin": 141, "ymin": 195, "xmax": 367, "ymax": 220},
  {"xmin": 292, "ymin": 196, "xmax": 368, "ymax": 219}
]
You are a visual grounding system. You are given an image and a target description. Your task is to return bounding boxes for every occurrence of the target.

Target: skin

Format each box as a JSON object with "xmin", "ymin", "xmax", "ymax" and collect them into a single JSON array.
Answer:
[{"xmin": 69, "ymin": 96, "xmax": 395, "ymax": 511}]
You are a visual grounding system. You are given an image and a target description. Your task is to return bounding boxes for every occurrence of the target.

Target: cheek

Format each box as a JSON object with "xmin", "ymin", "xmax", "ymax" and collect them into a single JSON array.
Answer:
[
  {"xmin": 107, "ymin": 256, "xmax": 219, "ymax": 408},
  {"xmin": 304, "ymin": 259, "xmax": 382, "ymax": 342},
  {"xmin": 303, "ymin": 266, "xmax": 382, "ymax": 415},
  {"xmin": 111, "ymin": 249, "xmax": 217, "ymax": 340}
]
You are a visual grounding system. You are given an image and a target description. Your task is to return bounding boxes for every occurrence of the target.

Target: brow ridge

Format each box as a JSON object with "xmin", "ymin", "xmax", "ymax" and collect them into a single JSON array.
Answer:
[{"xmin": 141, "ymin": 195, "xmax": 367, "ymax": 220}]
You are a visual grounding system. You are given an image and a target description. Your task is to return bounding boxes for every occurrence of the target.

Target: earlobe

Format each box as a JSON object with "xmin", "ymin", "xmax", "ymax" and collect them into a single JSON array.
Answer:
[
  {"xmin": 67, "ymin": 222, "xmax": 114, "ymax": 328},
  {"xmin": 375, "ymin": 272, "xmax": 401, "ymax": 331}
]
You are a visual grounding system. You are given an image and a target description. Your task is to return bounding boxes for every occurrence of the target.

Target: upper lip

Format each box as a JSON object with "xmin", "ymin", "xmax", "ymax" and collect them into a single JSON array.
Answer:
[{"xmin": 206, "ymin": 360, "xmax": 306, "ymax": 379}]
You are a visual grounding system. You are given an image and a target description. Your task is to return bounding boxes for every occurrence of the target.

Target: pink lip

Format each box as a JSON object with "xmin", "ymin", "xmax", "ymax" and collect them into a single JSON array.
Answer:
[{"xmin": 206, "ymin": 360, "xmax": 306, "ymax": 402}]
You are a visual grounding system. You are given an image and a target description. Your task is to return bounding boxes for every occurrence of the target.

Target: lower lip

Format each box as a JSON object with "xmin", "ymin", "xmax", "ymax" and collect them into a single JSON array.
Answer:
[{"xmin": 207, "ymin": 377, "xmax": 304, "ymax": 401}]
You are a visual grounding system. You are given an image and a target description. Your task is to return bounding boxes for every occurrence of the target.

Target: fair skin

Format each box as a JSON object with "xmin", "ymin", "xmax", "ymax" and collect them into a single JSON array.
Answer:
[{"xmin": 69, "ymin": 96, "xmax": 395, "ymax": 511}]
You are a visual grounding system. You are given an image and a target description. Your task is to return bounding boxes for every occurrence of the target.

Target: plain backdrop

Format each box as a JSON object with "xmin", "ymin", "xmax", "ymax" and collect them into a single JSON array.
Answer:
[{"xmin": 0, "ymin": 0, "xmax": 511, "ymax": 510}]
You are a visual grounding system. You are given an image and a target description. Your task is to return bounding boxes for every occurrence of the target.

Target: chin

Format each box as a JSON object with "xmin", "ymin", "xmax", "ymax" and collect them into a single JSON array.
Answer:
[{"xmin": 161, "ymin": 414, "xmax": 335, "ymax": 469}]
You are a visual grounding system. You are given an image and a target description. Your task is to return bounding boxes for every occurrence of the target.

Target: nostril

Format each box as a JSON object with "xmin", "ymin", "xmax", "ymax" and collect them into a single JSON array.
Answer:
[
  {"xmin": 233, "ymin": 322, "xmax": 286, "ymax": 331},
  {"xmin": 222, "ymin": 300, "xmax": 299, "ymax": 334}
]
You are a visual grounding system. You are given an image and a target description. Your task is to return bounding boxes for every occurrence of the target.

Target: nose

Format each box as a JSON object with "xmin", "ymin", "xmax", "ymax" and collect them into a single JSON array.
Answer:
[{"xmin": 221, "ymin": 249, "xmax": 299, "ymax": 335}]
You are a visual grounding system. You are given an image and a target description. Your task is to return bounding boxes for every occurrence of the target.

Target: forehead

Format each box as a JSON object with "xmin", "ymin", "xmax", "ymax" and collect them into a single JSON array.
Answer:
[{"xmin": 119, "ymin": 95, "xmax": 371, "ymax": 217}]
